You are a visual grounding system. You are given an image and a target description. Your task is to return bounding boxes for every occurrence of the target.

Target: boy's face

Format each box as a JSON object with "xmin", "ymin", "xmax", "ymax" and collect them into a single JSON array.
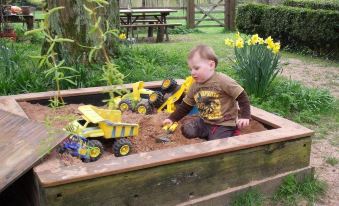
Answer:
[{"xmin": 188, "ymin": 53, "xmax": 215, "ymax": 83}]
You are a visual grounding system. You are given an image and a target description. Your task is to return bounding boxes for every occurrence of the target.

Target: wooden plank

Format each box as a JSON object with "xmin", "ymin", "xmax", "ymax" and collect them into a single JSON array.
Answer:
[
  {"xmin": 35, "ymin": 126, "xmax": 312, "ymax": 187},
  {"xmin": 121, "ymin": 23, "xmax": 182, "ymax": 28},
  {"xmin": 0, "ymin": 98, "xmax": 28, "ymax": 118},
  {"xmin": 36, "ymin": 137, "xmax": 311, "ymax": 206},
  {"xmin": 0, "ymin": 110, "xmax": 67, "ymax": 192},
  {"xmin": 178, "ymin": 166, "xmax": 314, "ymax": 206},
  {"xmin": 195, "ymin": 25, "xmax": 224, "ymax": 27},
  {"xmin": 0, "ymin": 80, "xmax": 185, "ymax": 102},
  {"xmin": 229, "ymin": 0, "xmax": 236, "ymax": 30},
  {"xmin": 187, "ymin": 0, "xmax": 195, "ymax": 28}
]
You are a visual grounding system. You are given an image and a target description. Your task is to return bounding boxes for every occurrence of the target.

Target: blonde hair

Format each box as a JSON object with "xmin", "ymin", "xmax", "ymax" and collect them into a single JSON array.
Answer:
[{"xmin": 188, "ymin": 44, "xmax": 218, "ymax": 67}]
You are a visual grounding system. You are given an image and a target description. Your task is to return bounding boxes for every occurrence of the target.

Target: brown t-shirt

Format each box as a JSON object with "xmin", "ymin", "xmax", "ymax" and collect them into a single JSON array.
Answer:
[{"xmin": 183, "ymin": 72, "xmax": 244, "ymax": 126}]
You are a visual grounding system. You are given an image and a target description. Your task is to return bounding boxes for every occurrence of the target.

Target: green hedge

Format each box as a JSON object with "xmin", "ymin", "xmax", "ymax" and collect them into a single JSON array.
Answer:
[
  {"xmin": 236, "ymin": 4, "xmax": 339, "ymax": 57},
  {"xmin": 283, "ymin": 0, "xmax": 339, "ymax": 11}
]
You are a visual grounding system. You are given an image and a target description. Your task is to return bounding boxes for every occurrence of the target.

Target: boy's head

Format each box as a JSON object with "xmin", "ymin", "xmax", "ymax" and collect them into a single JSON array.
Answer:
[{"xmin": 188, "ymin": 45, "xmax": 218, "ymax": 83}]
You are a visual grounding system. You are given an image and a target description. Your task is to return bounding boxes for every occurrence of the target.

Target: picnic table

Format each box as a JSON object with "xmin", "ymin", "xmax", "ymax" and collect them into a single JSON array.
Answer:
[
  {"xmin": 120, "ymin": 8, "xmax": 181, "ymax": 42},
  {"xmin": 0, "ymin": 14, "xmax": 34, "ymax": 30}
]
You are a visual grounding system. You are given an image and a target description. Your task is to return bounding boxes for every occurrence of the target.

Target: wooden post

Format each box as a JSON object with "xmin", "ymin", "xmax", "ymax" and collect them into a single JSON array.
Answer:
[
  {"xmin": 186, "ymin": 0, "xmax": 195, "ymax": 28},
  {"xmin": 224, "ymin": 0, "xmax": 235, "ymax": 30}
]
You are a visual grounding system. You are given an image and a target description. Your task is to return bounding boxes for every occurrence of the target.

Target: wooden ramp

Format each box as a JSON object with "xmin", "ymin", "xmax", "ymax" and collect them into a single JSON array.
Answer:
[{"xmin": 0, "ymin": 109, "xmax": 67, "ymax": 192}]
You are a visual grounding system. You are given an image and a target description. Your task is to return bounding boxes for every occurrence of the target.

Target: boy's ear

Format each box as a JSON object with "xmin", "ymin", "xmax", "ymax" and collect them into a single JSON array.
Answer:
[{"xmin": 210, "ymin": 60, "xmax": 216, "ymax": 69}]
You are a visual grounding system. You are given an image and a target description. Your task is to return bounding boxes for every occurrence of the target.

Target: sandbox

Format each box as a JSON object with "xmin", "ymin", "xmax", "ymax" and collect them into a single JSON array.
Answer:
[{"xmin": 0, "ymin": 80, "xmax": 314, "ymax": 206}]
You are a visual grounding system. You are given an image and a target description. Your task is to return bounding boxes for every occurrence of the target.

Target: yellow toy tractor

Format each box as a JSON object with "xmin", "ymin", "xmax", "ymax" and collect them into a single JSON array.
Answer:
[
  {"xmin": 157, "ymin": 76, "xmax": 194, "ymax": 113},
  {"xmin": 65, "ymin": 105, "xmax": 139, "ymax": 157},
  {"xmin": 118, "ymin": 81, "xmax": 164, "ymax": 114}
]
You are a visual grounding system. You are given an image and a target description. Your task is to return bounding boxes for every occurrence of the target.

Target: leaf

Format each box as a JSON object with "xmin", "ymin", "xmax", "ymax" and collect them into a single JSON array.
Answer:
[
  {"xmin": 54, "ymin": 38, "xmax": 75, "ymax": 43},
  {"xmin": 83, "ymin": 5, "xmax": 94, "ymax": 15},
  {"xmin": 24, "ymin": 28, "xmax": 44, "ymax": 36}
]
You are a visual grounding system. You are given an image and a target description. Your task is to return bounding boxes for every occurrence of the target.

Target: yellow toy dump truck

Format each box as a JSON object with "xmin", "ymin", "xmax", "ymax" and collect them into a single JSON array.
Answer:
[
  {"xmin": 65, "ymin": 105, "xmax": 139, "ymax": 157},
  {"xmin": 117, "ymin": 81, "xmax": 164, "ymax": 114}
]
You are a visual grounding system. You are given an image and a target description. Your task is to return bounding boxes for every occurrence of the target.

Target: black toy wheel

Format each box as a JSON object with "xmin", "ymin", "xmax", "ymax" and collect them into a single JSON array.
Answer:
[
  {"xmin": 118, "ymin": 99, "xmax": 133, "ymax": 112},
  {"xmin": 113, "ymin": 138, "xmax": 132, "ymax": 157},
  {"xmin": 88, "ymin": 140, "xmax": 104, "ymax": 162},
  {"xmin": 136, "ymin": 99, "xmax": 153, "ymax": 114},
  {"xmin": 161, "ymin": 78, "xmax": 178, "ymax": 93},
  {"xmin": 149, "ymin": 91, "xmax": 164, "ymax": 108}
]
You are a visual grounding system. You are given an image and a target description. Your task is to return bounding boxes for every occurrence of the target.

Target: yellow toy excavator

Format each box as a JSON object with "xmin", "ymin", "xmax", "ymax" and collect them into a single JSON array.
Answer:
[
  {"xmin": 157, "ymin": 76, "xmax": 194, "ymax": 113},
  {"xmin": 118, "ymin": 81, "xmax": 164, "ymax": 114}
]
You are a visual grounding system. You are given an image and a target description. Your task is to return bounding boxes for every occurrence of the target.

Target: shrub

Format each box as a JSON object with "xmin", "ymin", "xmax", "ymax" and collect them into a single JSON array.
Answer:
[
  {"xmin": 114, "ymin": 46, "xmax": 188, "ymax": 82},
  {"xmin": 283, "ymin": 0, "xmax": 339, "ymax": 11},
  {"xmin": 251, "ymin": 78, "xmax": 335, "ymax": 123},
  {"xmin": 274, "ymin": 174, "xmax": 326, "ymax": 205},
  {"xmin": 236, "ymin": 4, "xmax": 339, "ymax": 57},
  {"xmin": 0, "ymin": 39, "xmax": 48, "ymax": 95},
  {"xmin": 225, "ymin": 33, "xmax": 281, "ymax": 98}
]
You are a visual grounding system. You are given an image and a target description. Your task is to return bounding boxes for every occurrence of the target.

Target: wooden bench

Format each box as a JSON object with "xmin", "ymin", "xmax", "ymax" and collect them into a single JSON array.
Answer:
[{"xmin": 120, "ymin": 23, "xmax": 182, "ymax": 42}]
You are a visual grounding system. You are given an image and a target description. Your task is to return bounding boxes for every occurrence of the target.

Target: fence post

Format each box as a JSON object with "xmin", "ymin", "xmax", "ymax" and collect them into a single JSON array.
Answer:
[
  {"xmin": 187, "ymin": 0, "xmax": 195, "ymax": 28},
  {"xmin": 224, "ymin": 0, "xmax": 236, "ymax": 30}
]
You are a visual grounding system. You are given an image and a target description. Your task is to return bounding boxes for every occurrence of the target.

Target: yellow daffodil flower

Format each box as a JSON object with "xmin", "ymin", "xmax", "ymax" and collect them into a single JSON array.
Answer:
[
  {"xmin": 224, "ymin": 38, "xmax": 234, "ymax": 47},
  {"xmin": 258, "ymin": 37, "xmax": 264, "ymax": 44},
  {"xmin": 272, "ymin": 42, "xmax": 280, "ymax": 54},
  {"xmin": 118, "ymin": 33, "xmax": 126, "ymax": 40},
  {"xmin": 250, "ymin": 34, "xmax": 259, "ymax": 45},
  {"xmin": 247, "ymin": 39, "xmax": 251, "ymax": 45},
  {"xmin": 236, "ymin": 32, "xmax": 241, "ymax": 39},
  {"xmin": 265, "ymin": 36, "xmax": 274, "ymax": 46},
  {"xmin": 235, "ymin": 38, "xmax": 244, "ymax": 48}
]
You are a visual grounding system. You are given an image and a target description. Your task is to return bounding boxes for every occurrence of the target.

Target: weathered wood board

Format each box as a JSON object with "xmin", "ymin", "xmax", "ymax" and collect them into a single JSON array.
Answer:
[
  {"xmin": 36, "ymin": 137, "xmax": 311, "ymax": 206},
  {"xmin": 0, "ymin": 109, "xmax": 67, "ymax": 192}
]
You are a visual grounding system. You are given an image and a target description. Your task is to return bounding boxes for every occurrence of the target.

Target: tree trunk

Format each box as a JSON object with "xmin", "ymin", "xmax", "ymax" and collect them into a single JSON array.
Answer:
[{"xmin": 46, "ymin": 0, "xmax": 119, "ymax": 64}]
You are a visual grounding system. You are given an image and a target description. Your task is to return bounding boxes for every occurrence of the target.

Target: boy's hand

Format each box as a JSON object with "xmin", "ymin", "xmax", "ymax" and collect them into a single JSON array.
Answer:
[
  {"xmin": 162, "ymin": 118, "xmax": 173, "ymax": 126},
  {"xmin": 237, "ymin": 118, "xmax": 250, "ymax": 129}
]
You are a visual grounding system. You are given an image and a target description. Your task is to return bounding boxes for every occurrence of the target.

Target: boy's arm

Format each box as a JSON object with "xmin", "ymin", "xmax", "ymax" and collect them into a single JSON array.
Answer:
[
  {"xmin": 168, "ymin": 101, "xmax": 193, "ymax": 122},
  {"xmin": 236, "ymin": 91, "xmax": 251, "ymax": 119}
]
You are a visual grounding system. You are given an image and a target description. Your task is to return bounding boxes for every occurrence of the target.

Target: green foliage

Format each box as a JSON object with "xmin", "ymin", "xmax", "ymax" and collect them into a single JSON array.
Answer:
[
  {"xmin": 283, "ymin": 0, "xmax": 339, "ymax": 11},
  {"xmin": 325, "ymin": 156, "xmax": 338, "ymax": 166},
  {"xmin": 227, "ymin": 34, "xmax": 281, "ymax": 98},
  {"xmin": 251, "ymin": 78, "xmax": 335, "ymax": 123},
  {"xmin": 168, "ymin": 26, "xmax": 203, "ymax": 35},
  {"xmin": 81, "ymin": 0, "xmax": 125, "ymax": 109},
  {"xmin": 25, "ymin": 6, "xmax": 76, "ymax": 107},
  {"xmin": 236, "ymin": 4, "xmax": 339, "ymax": 58},
  {"xmin": 274, "ymin": 174, "xmax": 326, "ymax": 205},
  {"xmin": 0, "ymin": 39, "xmax": 48, "ymax": 95},
  {"xmin": 114, "ymin": 46, "xmax": 188, "ymax": 82},
  {"xmin": 231, "ymin": 189, "xmax": 264, "ymax": 206},
  {"xmin": 14, "ymin": 25, "xmax": 44, "ymax": 44}
]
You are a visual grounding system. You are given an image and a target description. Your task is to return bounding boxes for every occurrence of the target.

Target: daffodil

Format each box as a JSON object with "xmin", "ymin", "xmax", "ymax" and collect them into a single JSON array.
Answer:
[
  {"xmin": 235, "ymin": 38, "xmax": 244, "ymax": 48},
  {"xmin": 272, "ymin": 42, "xmax": 280, "ymax": 54},
  {"xmin": 224, "ymin": 38, "xmax": 234, "ymax": 47},
  {"xmin": 236, "ymin": 32, "xmax": 241, "ymax": 39},
  {"xmin": 247, "ymin": 39, "xmax": 251, "ymax": 45},
  {"xmin": 250, "ymin": 34, "xmax": 259, "ymax": 45},
  {"xmin": 265, "ymin": 36, "xmax": 274, "ymax": 46},
  {"xmin": 258, "ymin": 37, "xmax": 264, "ymax": 44},
  {"xmin": 118, "ymin": 33, "xmax": 126, "ymax": 40}
]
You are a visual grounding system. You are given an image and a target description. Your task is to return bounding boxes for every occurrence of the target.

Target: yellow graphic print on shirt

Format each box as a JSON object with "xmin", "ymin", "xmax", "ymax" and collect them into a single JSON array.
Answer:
[{"xmin": 194, "ymin": 90, "xmax": 222, "ymax": 120}]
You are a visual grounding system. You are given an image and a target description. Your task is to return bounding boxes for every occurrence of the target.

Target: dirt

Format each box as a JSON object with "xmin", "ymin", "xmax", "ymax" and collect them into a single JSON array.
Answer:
[
  {"xmin": 19, "ymin": 102, "xmax": 267, "ymax": 171},
  {"xmin": 280, "ymin": 58, "xmax": 339, "ymax": 206}
]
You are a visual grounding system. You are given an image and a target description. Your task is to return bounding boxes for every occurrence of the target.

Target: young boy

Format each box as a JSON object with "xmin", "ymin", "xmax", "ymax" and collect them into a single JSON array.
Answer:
[{"xmin": 162, "ymin": 44, "xmax": 251, "ymax": 140}]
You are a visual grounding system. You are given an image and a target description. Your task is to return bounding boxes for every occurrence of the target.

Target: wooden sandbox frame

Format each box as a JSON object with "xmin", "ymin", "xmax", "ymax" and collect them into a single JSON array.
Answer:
[{"xmin": 0, "ymin": 80, "xmax": 314, "ymax": 206}]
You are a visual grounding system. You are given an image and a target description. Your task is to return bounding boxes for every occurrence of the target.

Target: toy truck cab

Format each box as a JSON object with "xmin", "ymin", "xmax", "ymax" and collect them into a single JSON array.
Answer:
[{"xmin": 65, "ymin": 105, "xmax": 139, "ymax": 157}]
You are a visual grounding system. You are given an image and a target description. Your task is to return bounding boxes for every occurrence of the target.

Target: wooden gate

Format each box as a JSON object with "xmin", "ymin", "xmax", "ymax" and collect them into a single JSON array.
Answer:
[{"xmin": 187, "ymin": 0, "xmax": 235, "ymax": 30}]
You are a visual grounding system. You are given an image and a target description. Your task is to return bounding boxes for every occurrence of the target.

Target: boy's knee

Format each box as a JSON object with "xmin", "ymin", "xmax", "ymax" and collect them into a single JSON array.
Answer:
[
  {"xmin": 181, "ymin": 119, "xmax": 207, "ymax": 139},
  {"xmin": 181, "ymin": 122, "xmax": 199, "ymax": 139}
]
